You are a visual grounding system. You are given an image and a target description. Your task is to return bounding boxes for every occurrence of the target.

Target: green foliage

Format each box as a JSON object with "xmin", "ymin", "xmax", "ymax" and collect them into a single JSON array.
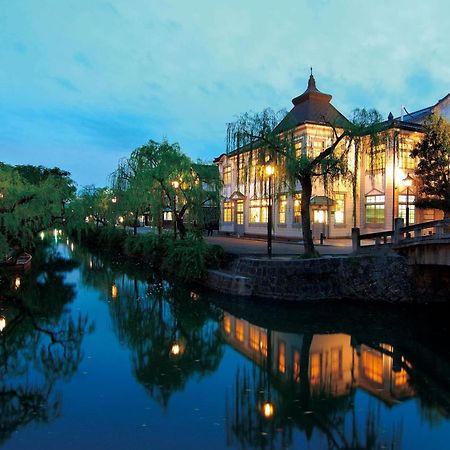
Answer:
[
  {"xmin": 411, "ymin": 114, "xmax": 450, "ymax": 216},
  {"xmin": 0, "ymin": 163, "xmax": 75, "ymax": 257},
  {"xmin": 162, "ymin": 238, "xmax": 225, "ymax": 282}
]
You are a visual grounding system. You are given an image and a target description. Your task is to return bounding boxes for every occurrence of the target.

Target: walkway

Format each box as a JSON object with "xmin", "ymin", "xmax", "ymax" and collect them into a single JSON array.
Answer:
[{"xmin": 204, "ymin": 234, "xmax": 352, "ymax": 256}]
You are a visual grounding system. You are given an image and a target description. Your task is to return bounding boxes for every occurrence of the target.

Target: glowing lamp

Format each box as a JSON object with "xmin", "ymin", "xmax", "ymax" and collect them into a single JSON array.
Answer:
[
  {"xmin": 261, "ymin": 401, "xmax": 275, "ymax": 419},
  {"xmin": 171, "ymin": 180, "xmax": 180, "ymax": 189},
  {"xmin": 170, "ymin": 343, "xmax": 181, "ymax": 355},
  {"xmin": 0, "ymin": 316, "xmax": 5, "ymax": 332},
  {"xmin": 14, "ymin": 276, "xmax": 21, "ymax": 290},
  {"xmin": 265, "ymin": 164, "xmax": 275, "ymax": 177},
  {"xmin": 111, "ymin": 283, "xmax": 118, "ymax": 298},
  {"xmin": 111, "ymin": 196, "xmax": 117, "ymax": 204},
  {"xmin": 0, "ymin": 192, "xmax": 3, "ymax": 199},
  {"xmin": 118, "ymin": 216, "xmax": 124, "ymax": 224},
  {"xmin": 403, "ymin": 173, "xmax": 414, "ymax": 188}
]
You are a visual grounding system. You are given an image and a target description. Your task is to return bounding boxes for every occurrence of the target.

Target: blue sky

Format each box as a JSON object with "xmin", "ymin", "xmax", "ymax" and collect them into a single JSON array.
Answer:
[{"xmin": 1, "ymin": 0, "xmax": 449, "ymax": 187}]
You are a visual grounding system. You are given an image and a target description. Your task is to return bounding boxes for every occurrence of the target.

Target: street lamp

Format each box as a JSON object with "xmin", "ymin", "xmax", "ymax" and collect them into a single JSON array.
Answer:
[
  {"xmin": 265, "ymin": 163, "xmax": 275, "ymax": 258},
  {"xmin": 111, "ymin": 196, "xmax": 117, "ymax": 204},
  {"xmin": 403, "ymin": 173, "xmax": 414, "ymax": 228}
]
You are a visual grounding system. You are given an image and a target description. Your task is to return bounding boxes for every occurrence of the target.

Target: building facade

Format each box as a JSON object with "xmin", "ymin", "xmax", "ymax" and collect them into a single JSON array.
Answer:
[{"xmin": 215, "ymin": 75, "xmax": 450, "ymax": 239}]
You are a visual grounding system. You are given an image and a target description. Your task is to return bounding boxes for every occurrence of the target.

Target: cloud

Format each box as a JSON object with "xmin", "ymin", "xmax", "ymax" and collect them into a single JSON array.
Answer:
[{"xmin": 0, "ymin": 0, "xmax": 449, "ymax": 185}]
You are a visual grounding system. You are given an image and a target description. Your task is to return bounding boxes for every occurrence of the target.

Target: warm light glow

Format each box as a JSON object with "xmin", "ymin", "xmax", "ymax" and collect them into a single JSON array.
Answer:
[
  {"xmin": 172, "ymin": 180, "xmax": 180, "ymax": 189},
  {"xmin": 262, "ymin": 401, "xmax": 274, "ymax": 419},
  {"xmin": 111, "ymin": 283, "xmax": 118, "ymax": 298},
  {"xmin": 111, "ymin": 196, "xmax": 117, "ymax": 204},
  {"xmin": 89, "ymin": 259, "xmax": 93, "ymax": 269},
  {"xmin": 171, "ymin": 343, "xmax": 181, "ymax": 355},
  {"xmin": 40, "ymin": 231, "xmax": 45, "ymax": 240},
  {"xmin": 0, "ymin": 316, "xmax": 6, "ymax": 332},
  {"xmin": 14, "ymin": 276, "xmax": 21, "ymax": 290},
  {"xmin": 265, "ymin": 164, "xmax": 275, "ymax": 177},
  {"xmin": 403, "ymin": 173, "xmax": 414, "ymax": 188},
  {"xmin": 53, "ymin": 229, "xmax": 58, "ymax": 237},
  {"xmin": 85, "ymin": 216, "xmax": 90, "ymax": 223},
  {"xmin": 70, "ymin": 243, "xmax": 74, "ymax": 251},
  {"xmin": 0, "ymin": 192, "xmax": 3, "ymax": 199},
  {"xmin": 190, "ymin": 291, "xmax": 200, "ymax": 301},
  {"xmin": 118, "ymin": 216, "xmax": 124, "ymax": 224}
]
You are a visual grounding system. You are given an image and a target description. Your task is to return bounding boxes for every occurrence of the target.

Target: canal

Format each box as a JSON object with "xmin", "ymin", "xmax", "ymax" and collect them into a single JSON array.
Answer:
[{"xmin": 1, "ymin": 236, "xmax": 450, "ymax": 449}]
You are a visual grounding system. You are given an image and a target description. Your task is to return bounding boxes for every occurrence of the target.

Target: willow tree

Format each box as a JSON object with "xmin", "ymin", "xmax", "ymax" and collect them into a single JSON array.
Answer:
[
  {"xmin": 411, "ymin": 114, "xmax": 450, "ymax": 218},
  {"xmin": 227, "ymin": 108, "xmax": 351, "ymax": 256},
  {"xmin": 0, "ymin": 163, "xmax": 75, "ymax": 257},
  {"xmin": 111, "ymin": 140, "xmax": 221, "ymax": 238}
]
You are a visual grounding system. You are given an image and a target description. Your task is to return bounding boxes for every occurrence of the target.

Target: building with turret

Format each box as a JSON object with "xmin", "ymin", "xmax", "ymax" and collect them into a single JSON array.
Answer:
[{"xmin": 215, "ymin": 74, "xmax": 449, "ymax": 238}]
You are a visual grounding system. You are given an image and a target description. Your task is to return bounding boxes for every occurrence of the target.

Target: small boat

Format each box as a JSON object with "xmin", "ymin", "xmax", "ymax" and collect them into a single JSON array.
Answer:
[{"xmin": 0, "ymin": 253, "xmax": 32, "ymax": 271}]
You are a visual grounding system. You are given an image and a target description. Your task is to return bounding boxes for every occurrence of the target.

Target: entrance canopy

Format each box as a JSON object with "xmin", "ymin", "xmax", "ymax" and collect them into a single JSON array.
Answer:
[{"xmin": 310, "ymin": 195, "xmax": 335, "ymax": 206}]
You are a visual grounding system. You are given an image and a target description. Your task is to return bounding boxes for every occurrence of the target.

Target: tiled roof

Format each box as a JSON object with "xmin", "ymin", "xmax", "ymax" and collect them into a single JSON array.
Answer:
[{"xmin": 274, "ymin": 74, "xmax": 350, "ymax": 132}]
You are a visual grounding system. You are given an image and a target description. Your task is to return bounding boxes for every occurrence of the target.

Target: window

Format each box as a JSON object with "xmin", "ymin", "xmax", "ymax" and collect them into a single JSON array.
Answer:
[
  {"xmin": 294, "ymin": 138, "xmax": 303, "ymax": 158},
  {"xmin": 236, "ymin": 200, "xmax": 244, "ymax": 225},
  {"xmin": 365, "ymin": 195, "xmax": 385, "ymax": 224},
  {"xmin": 331, "ymin": 348, "xmax": 343, "ymax": 379},
  {"xmin": 235, "ymin": 319, "xmax": 244, "ymax": 342},
  {"xmin": 394, "ymin": 368, "xmax": 408, "ymax": 387},
  {"xmin": 223, "ymin": 166, "xmax": 231, "ymax": 185},
  {"xmin": 238, "ymin": 164, "xmax": 245, "ymax": 184},
  {"xmin": 334, "ymin": 194, "xmax": 345, "ymax": 225},
  {"xmin": 310, "ymin": 353, "xmax": 322, "ymax": 385},
  {"xmin": 163, "ymin": 211, "xmax": 173, "ymax": 221},
  {"xmin": 223, "ymin": 315, "xmax": 231, "ymax": 334},
  {"xmin": 310, "ymin": 140, "xmax": 325, "ymax": 158},
  {"xmin": 366, "ymin": 144, "xmax": 386, "ymax": 171},
  {"xmin": 278, "ymin": 341, "xmax": 286, "ymax": 374},
  {"xmin": 362, "ymin": 350, "xmax": 383, "ymax": 384},
  {"xmin": 249, "ymin": 198, "xmax": 268, "ymax": 223},
  {"xmin": 293, "ymin": 193, "xmax": 301, "ymax": 223},
  {"xmin": 313, "ymin": 209, "xmax": 327, "ymax": 224},
  {"xmin": 223, "ymin": 201, "xmax": 233, "ymax": 222},
  {"xmin": 398, "ymin": 194, "xmax": 415, "ymax": 224},
  {"xmin": 293, "ymin": 350, "xmax": 300, "ymax": 383},
  {"xmin": 399, "ymin": 138, "xmax": 415, "ymax": 169},
  {"xmin": 278, "ymin": 194, "xmax": 287, "ymax": 224}
]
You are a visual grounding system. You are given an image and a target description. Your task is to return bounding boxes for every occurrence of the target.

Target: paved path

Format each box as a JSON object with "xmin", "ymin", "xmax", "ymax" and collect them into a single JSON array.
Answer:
[{"xmin": 204, "ymin": 234, "xmax": 352, "ymax": 256}]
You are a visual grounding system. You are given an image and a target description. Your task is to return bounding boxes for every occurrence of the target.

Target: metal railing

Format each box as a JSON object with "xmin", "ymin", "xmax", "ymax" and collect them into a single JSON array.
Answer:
[{"xmin": 352, "ymin": 218, "xmax": 450, "ymax": 252}]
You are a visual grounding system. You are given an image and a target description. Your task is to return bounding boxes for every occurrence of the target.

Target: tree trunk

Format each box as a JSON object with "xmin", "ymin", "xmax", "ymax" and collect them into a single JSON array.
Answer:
[{"xmin": 300, "ymin": 176, "xmax": 315, "ymax": 256}]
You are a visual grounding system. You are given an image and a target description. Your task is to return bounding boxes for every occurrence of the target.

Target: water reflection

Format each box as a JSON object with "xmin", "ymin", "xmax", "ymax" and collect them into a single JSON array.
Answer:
[
  {"xmin": 0, "ymin": 243, "xmax": 92, "ymax": 445},
  {"xmin": 220, "ymin": 305, "xmax": 450, "ymax": 450}
]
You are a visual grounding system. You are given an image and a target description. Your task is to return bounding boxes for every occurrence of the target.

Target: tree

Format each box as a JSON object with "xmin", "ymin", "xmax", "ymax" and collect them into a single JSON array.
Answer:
[
  {"xmin": 0, "ymin": 163, "xmax": 75, "ymax": 257},
  {"xmin": 226, "ymin": 109, "xmax": 381, "ymax": 256},
  {"xmin": 410, "ymin": 114, "xmax": 450, "ymax": 218},
  {"xmin": 111, "ymin": 140, "xmax": 221, "ymax": 239}
]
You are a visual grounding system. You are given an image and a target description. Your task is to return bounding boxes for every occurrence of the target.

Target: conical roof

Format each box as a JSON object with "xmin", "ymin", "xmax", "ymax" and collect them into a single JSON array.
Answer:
[{"xmin": 275, "ymin": 72, "xmax": 350, "ymax": 132}]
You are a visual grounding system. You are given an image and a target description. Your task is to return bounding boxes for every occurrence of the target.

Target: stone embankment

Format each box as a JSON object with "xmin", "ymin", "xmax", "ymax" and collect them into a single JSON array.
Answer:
[{"xmin": 204, "ymin": 254, "xmax": 412, "ymax": 302}]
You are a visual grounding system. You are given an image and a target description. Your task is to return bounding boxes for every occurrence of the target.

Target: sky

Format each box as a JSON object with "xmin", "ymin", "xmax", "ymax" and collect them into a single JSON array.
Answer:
[{"xmin": 1, "ymin": 0, "xmax": 449, "ymax": 187}]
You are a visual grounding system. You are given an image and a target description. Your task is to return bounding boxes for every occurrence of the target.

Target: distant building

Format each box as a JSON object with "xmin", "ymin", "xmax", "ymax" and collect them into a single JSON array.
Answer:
[{"xmin": 215, "ymin": 75, "xmax": 450, "ymax": 238}]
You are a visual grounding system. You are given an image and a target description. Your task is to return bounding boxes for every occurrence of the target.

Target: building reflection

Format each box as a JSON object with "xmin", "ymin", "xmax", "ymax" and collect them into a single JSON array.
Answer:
[{"xmin": 222, "ymin": 313, "xmax": 414, "ymax": 406}]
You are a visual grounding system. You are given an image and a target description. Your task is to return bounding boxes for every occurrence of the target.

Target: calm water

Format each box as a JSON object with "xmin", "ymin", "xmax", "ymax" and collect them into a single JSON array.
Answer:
[{"xmin": 1, "ymin": 237, "xmax": 450, "ymax": 450}]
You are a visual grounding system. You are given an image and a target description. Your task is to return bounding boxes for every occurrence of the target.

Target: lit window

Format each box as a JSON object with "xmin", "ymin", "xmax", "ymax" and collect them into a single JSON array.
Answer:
[
  {"xmin": 293, "ymin": 350, "xmax": 300, "ymax": 383},
  {"xmin": 236, "ymin": 200, "xmax": 244, "ymax": 225},
  {"xmin": 278, "ymin": 341, "xmax": 286, "ymax": 374},
  {"xmin": 293, "ymin": 193, "xmax": 301, "ymax": 223},
  {"xmin": 310, "ymin": 353, "xmax": 322, "ymax": 385},
  {"xmin": 365, "ymin": 195, "xmax": 385, "ymax": 224},
  {"xmin": 310, "ymin": 140, "xmax": 325, "ymax": 158},
  {"xmin": 249, "ymin": 198, "xmax": 268, "ymax": 223},
  {"xmin": 223, "ymin": 315, "xmax": 231, "ymax": 334},
  {"xmin": 334, "ymin": 194, "xmax": 345, "ymax": 225},
  {"xmin": 398, "ymin": 194, "xmax": 415, "ymax": 224},
  {"xmin": 223, "ymin": 166, "xmax": 232, "ymax": 185},
  {"xmin": 394, "ymin": 368, "xmax": 408, "ymax": 386},
  {"xmin": 313, "ymin": 209, "xmax": 327, "ymax": 224},
  {"xmin": 223, "ymin": 201, "xmax": 233, "ymax": 222},
  {"xmin": 362, "ymin": 350, "xmax": 383, "ymax": 384},
  {"xmin": 331, "ymin": 348, "xmax": 343, "ymax": 379},
  {"xmin": 235, "ymin": 320, "xmax": 244, "ymax": 342},
  {"xmin": 163, "ymin": 211, "xmax": 173, "ymax": 221},
  {"xmin": 294, "ymin": 139, "xmax": 303, "ymax": 158},
  {"xmin": 249, "ymin": 326, "xmax": 259, "ymax": 352},
  {"xmin": 278, "ymin": 194, "xmax": 287, "ymax": 224},
  {"xmin": 366, "ymin": 144, "xmax": 386, "ymax": 171},
  {"xmin": 399, "ymin": 138, "xmax": 415, "ymax": 169}
]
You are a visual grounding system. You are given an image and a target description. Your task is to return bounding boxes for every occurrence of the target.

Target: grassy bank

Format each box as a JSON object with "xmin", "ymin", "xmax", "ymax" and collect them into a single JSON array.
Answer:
[{"xmin": 68, "ymin": 226, "xmax": 225, "ymax": 282}]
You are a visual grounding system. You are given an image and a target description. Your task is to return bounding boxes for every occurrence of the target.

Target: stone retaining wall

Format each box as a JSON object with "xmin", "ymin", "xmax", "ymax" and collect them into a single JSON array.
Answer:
[{"xmin": 206, "ymin": 255, "xmax": 412, "ymax": 302}]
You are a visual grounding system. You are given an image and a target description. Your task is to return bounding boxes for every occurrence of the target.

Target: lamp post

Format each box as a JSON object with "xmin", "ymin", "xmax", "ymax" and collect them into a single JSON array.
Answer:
[
  {"xmin": 403, "ymin": 173, "xmax": 414, "ymax": 228},
  {"xmin": 265, "ymin": 163, "xmax": 275, "ymax": 258}
]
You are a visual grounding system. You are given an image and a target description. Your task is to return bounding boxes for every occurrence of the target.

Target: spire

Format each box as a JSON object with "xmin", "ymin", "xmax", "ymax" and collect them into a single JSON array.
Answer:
[{"xmin": 292, "ymin": 70, "xmax": 331, "ymax": 106}]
